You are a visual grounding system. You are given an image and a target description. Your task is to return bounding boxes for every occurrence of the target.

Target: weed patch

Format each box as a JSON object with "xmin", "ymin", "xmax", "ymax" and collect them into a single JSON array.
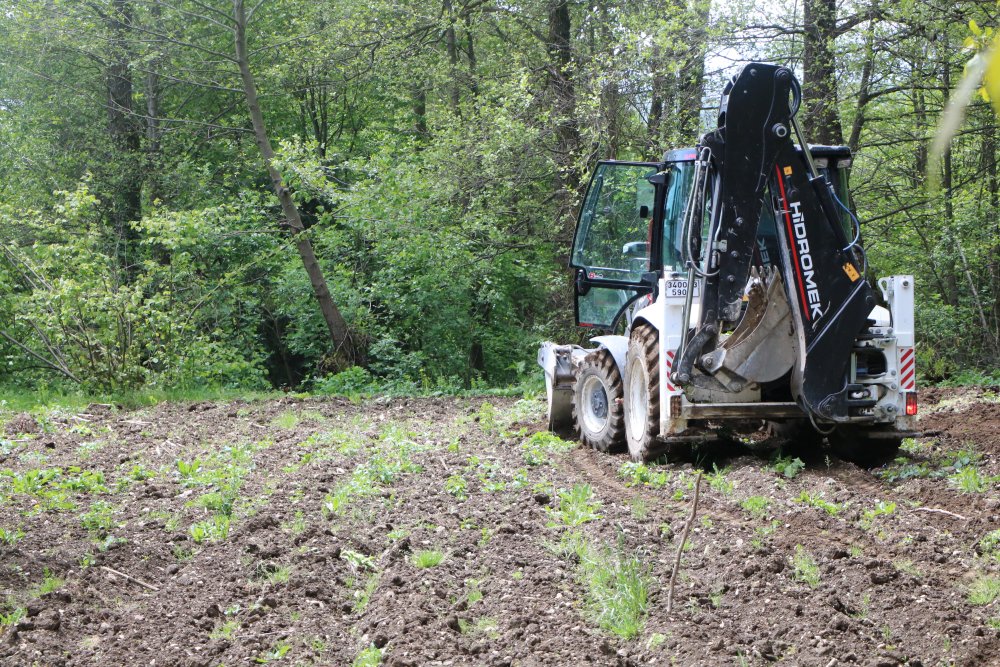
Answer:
[
  {"xmin": 521, "ymin": 431, "xmax": 574, "ymax": 466},
  {"xmin": 411, "ymin": 550, "xmax": 445, "ymax": 568},
  {"xmin": 968, "ymin": 575, "xmax": 1000, "ymax": 605},
  {"xmin": 792, "ymin": 545, "xmax": 820, "ymax": 587},
  {"xmin": 547, "ymin": 484, "xmax": 602, "ymax": 527}
]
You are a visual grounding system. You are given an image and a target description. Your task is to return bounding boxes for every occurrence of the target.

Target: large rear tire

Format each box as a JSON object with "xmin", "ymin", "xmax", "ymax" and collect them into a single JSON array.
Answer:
[
  {"xmin": 624, "ymin": 324, "xmax": 660, "ymax": 461},
  {"xmin": 572, "ymin": 349, "xmax": 625, "ymax": 452},
  {"xmin": 827, "ymin": 425, "xmax": 902, "ymax": 467}
]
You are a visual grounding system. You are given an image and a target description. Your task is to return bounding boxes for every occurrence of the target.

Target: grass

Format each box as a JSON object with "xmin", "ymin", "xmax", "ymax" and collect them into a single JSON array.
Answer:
[
  {"xmin": 968, "ymin": 575, "xmax": 1000, "ymax": 605},
  {"xmin": 411, "ymin": 550, "xmax": 445, "ymax": 568},
  {"xmin": 792, "ymin": 545, "xmax": 820, "ymax": 587},
  {"xmin": 570, "ymin": 536, "xmax": 650, "ymax": 639}
]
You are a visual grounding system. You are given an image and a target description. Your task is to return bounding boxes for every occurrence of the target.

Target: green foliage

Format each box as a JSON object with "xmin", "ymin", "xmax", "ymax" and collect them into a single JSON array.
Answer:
[
  {"xmin": 351, "ymin": 645, "xmax": 384, "ymax": 667},
  {"xmin": 617, "ymin": 462, "xmax": 669, "ymax": 488},
  {"xmin": 772, "ymin": 455, "xmax": 805, "ymax": 479},
  {"xmin": 521, "ymin": 431, "xmax": 575, "ymax": 466}
]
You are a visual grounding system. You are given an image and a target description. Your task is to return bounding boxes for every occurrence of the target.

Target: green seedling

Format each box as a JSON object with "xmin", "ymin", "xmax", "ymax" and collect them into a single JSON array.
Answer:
[
  {"xmin": 950, "ymin": 466, "xmax": 988, "ymax": 493},
  {"xmin": 740, "ymin": 495, "xmax": 770, "ymax": 519},
  {"xmin": 354, "ymin": 573, "xmax": 380, "ymax": 612},
  {"xmin": 190, "ymin": 515, "xmax": 230, "ymax": 543},
  {"xmin": 706, "ymin": 464, "xmax": 733, "ymax": 495},
  {"xmin": 210, "ymin": 619, "xmax": 239, "ymax": 640},
  {"xmin": 341, "ymin": 549, "xmax": 376, "ymax": 571},
  {"xmin": 255, "ymin": 639, "xmax": 292, "ymax": 663},
  {"xmin": 520, "ymin": 431, "xmax": 574, "ymax": 466},
  {"xmin": 445, "ymin": 474, "xmax": 468, "ymax": 500},
  {"xmin": 860, "ymin": 500, "xmax": 896, "ymax": 529},
  {"xmin": 80, "ymin": 501, "xmax": 115, "ymax": 536},
  {"xmin": 796, "ymin": 491, "xmax": 843, "ymax": 516},
  {"xmin": 270, "ymin": 411, "xmax": 300, "ymax": 430}
]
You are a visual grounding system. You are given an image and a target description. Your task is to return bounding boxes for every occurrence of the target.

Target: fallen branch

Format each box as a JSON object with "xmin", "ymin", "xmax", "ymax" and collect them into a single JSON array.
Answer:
[
  {"xmin": 913, "ymin": 507, "xmax": 967, "ymax": 521},
  {"xmin": 100, "ymin": 566, "xmax": 159, "ymax": 592},
  {"xmin": 667, "ymin": 471, "xmax": 702, "ymax": 613}
]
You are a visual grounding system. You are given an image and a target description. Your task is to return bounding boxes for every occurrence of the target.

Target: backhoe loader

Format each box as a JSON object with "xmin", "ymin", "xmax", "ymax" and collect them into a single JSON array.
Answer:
[{"xmin": 538, "ymin": 62, "xmax": 918, "ymax": 463}]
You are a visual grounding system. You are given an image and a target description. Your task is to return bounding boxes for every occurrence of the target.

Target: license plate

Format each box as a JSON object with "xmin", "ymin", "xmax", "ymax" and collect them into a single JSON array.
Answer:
[{"xmin": 665, "ymin": 280, "xmax": 696, "ymax": 298}]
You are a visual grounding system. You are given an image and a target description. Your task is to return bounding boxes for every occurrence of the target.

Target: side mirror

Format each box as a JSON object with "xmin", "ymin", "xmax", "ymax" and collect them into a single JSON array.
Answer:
[{"xmin": 622, "ymin": 241, "xmax": 649, "ymax": 259}]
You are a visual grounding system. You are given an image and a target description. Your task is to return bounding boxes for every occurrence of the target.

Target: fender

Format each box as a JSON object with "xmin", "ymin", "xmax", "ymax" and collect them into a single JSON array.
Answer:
[{"xmin": 589, "ymin": 335, "xmax": 629, "ymax": 378}]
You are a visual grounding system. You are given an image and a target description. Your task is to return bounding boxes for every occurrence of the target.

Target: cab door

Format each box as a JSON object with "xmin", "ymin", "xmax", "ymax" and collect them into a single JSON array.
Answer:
[{"xmin": 571, "ymin": 161, "xmax": 661, "ymax": 329}]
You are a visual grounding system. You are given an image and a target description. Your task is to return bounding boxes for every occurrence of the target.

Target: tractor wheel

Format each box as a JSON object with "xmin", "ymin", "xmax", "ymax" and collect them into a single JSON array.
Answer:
[
  {"xmin": 572, "ymin": 349, "xmax": 625, "ymax": 452},
  {"xmin": 827, "ymin": 426, "xmax": 902, "ymax": 467},
  {"xmin": 624, "ymin": 324, "xmax": 660, "ymax": 461}
]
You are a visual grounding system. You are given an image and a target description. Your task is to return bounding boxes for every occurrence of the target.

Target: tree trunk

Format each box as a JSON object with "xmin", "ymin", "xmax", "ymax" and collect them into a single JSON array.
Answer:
[
  {"xmin": 677, "ymin": 0, "xmax": 709, "ymax": 141},
  {"xmin": 233, "ymin": 0, "xmax": 354, "ymax": 360},
  {"xmin": 106, "ymin": 0, "xmax": 143, "ymax": 281},
  {"xmin": 801, "ymin": 0, "xmax": 844, "ymax": 144},
  {"xmin": 444, "ymin": 0, "xmax": 461, "ymax": 114},
  {"xmin": 546, "ymin": 0, "xmax": 582, "ymax": 245}
]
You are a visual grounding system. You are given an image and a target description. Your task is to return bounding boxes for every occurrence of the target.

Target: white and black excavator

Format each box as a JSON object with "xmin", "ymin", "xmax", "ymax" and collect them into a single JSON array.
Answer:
[{"xmin": 538, "ymin": 62, "xmax": 918, "ymax": 464}]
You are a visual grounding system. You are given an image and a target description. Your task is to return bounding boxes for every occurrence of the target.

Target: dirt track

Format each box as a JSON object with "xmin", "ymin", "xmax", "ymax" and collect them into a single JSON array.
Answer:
[{"xmin": 1, "ymin": 388, "xmax": 1000, "ymax": 666}]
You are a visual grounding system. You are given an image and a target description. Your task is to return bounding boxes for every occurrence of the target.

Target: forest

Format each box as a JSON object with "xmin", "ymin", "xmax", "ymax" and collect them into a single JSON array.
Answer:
[{"xmin": 1, "ymin": 0, "xmax": 998, "ymax": 396}]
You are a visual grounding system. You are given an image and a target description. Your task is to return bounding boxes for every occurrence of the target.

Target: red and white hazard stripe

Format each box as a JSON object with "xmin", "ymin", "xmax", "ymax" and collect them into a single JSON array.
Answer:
[
  {"xmin": 899, "ymin": 347, "xmax": 915, "ymax": 391},
  {"xmin": 665, "ymin": 350, "xmax": 676, "ymax": 392}
]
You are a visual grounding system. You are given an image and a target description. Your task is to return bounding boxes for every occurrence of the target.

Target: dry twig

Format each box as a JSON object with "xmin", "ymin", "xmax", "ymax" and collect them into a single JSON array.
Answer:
[
  {"xmin": 100, "ymin": 566, "xmax": 159, "ymax": 592},
  {"xmin": 913, "ymin": 507, "xmax": 968, "ymax": 521},
  {"xmin": 667, "ymin": 472, "xmax": 702, "ymax": 613}
]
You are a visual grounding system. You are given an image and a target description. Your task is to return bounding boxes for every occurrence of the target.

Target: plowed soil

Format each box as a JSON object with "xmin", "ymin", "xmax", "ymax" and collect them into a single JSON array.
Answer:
[{"xmin": 2, "ymin": 388, "xmax": 1000, "ymax": 667}]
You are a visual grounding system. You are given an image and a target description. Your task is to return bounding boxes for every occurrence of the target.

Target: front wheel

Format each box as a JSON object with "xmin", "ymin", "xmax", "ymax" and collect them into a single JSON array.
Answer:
[
  {"xmin": 572, "ymin": 349, "xmax": 625, "ymax": 452},
  {"xmin": 624, "ymin": 324, "xmax": 660, "ymax": 461}
]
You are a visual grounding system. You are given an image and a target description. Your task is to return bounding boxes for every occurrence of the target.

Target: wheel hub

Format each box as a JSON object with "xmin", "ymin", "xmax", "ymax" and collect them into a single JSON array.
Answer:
[
  {"xmin": 590, "ymin": 385, "xmax": 608, "ymax": 419},
  {"xmin": 580, "ymin": 375, "xmax": 610, "ymax": 434}
]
